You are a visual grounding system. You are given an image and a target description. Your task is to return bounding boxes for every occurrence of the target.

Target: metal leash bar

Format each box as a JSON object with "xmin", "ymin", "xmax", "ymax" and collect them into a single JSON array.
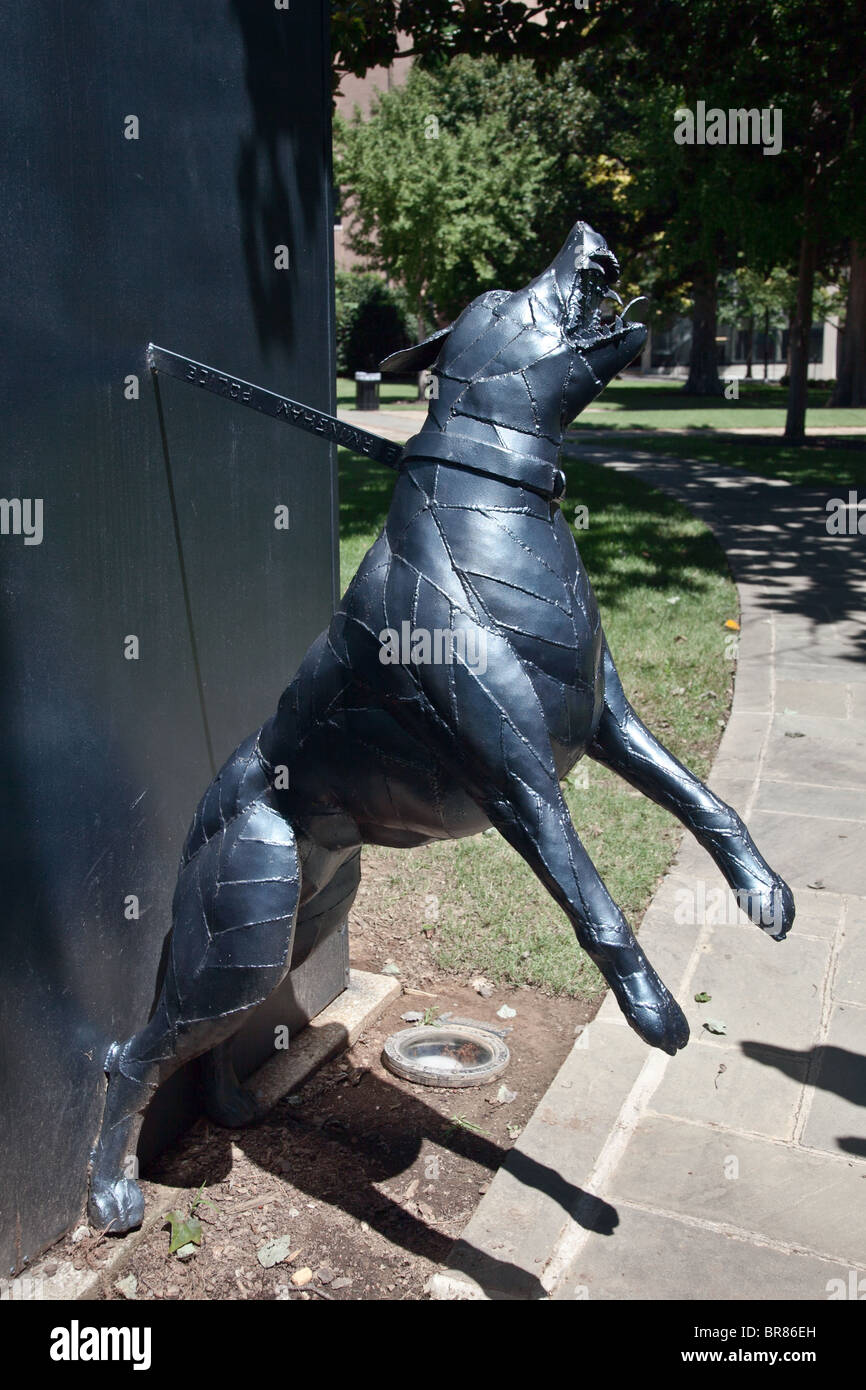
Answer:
[{"xmin": 146, "ymin": 343, "xmax": 404, "ymax": 469}]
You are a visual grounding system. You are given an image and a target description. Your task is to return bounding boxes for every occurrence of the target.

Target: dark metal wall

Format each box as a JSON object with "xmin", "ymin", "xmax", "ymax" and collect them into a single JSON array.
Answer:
[{"xmin": 0, "ymin": 0, "xmax": 340, "ymax": 1273}]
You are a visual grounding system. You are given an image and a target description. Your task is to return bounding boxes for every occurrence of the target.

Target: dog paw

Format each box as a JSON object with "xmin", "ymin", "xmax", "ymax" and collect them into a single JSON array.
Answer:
[
  {"xmin": 624, "ymin": 987, "xmax": 690, "ymax": 1055},
  {"xmin": 735, "ymin": 876, "xmax": 795, "ymax": 941},
  {"xmin": 609, "ymin": 959, "xmax": 689, "ymax": 1055},
  {"xmin": 88, "ymin": 1177, "xmax": 145, "ymax": 1234},
  {"xmin": 203, "ymin": 1085, "xmax": 263, "ymax": 1129}
]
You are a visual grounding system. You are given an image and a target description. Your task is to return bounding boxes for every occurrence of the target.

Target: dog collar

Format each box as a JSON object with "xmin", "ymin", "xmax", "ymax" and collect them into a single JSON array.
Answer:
[{"xmin": 400, "ymin": 431, "xmax": 566, "ymax": 501}]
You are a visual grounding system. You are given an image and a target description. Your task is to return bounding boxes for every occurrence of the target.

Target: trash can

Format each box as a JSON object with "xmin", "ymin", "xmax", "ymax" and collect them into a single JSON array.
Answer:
[{"xmin": 355, "ymin": 371, "xmax": 381, "ymax": 410}]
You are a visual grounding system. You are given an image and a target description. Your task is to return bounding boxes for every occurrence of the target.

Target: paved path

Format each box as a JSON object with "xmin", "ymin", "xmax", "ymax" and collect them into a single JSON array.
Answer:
[
  {"xmin": 428, "ymin": 443, "xmax": 866, "ymax": 1301},
  {"xmin": 337, "ymin": 407, "xmax": 866, "ymax": 443}
]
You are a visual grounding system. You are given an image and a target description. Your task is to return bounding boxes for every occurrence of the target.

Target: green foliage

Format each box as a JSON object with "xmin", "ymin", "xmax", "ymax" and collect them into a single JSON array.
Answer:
[
  {"xmin": 164, "ymin": 1182, "xmax": 217, "ymax": 1255},
  {"xmin": 717, "ymin": 267, "xmax": 796, "ymax": 331},
  {"xmin": 335, "ymin": 59, "xmax": 560, "ymax": 324},
  {"xmin": 332, "ymin": 2, "xmax": 601, "ymax": 84},
  {"xmin": 165, "ymin": 1211, "xmax": 202, "ymax": 1255},
  {"xmin": 335, "ymin": 53, "xmax": 657, "ymax": 326},
  {"xmin": 335, "ymin": 269, "xmax": 414, "ymax": 374},
  {"xmin": 334, "ymin": 4, "xmax": 865, "ymax": 424}
]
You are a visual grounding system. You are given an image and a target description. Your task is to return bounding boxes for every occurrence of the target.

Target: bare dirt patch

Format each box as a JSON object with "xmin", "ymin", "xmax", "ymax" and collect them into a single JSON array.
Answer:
[{"xmin": 92, "ymin": 851, "xmax": 594, "ymax": 1301}]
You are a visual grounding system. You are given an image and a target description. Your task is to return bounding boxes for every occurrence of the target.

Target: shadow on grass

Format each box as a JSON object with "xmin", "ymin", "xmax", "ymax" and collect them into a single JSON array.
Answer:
[
  {"xmin": 580, "ymin": 433, "xmax": 866, "ymax": 490},
  {"xmin": 588, "ymin": 383, "xmax": 835, "ymax": 414},
  {"xmin": 338, "ymin": 447, "xmax": 731, "ymax": 617},
  {"xmin": 338, "ymin": 448, "xmax": 395, "ymax": 544}
]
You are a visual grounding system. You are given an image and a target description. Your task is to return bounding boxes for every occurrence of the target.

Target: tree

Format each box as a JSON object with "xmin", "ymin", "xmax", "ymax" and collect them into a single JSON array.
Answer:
[
  {"xmin": 334, "ymin": 269, "xmax": 414, "ymax": 374},
  {"xmin": 581, "ymin": 1, "xmax": 866, "ymax": 425},
  {"xmin": 335, "ymin": 59, "xmax": 581, "ymax": 331},
  {"xmin": 331, "ymin": 1, "xmax": 604, "ymax": 87},
  {"xmin": 333, "ymin": 2, "xmax": 866, "ymax": 424},
  {"xmin": 832, "ymin": 242, "xmax": 866, "ymax": 406},
  {"xmin": 718, "ymin": 267, "xmax": 796, "ymax": 379}
]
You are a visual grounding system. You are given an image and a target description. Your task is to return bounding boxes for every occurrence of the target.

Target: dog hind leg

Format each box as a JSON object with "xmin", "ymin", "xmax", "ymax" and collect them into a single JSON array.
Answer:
[{"xmin": 88, "ymin": 791, "xmax": 300, "ymax": 1232}]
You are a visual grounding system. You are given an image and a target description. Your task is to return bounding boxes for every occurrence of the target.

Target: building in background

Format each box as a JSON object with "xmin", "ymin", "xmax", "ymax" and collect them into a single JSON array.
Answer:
[
  {"xmin": 334, "ymin": 38, "xmax": 412, "ymax": 271},
  {"xmin": 644, "ymin": 316, "xmax": 840, "ymax": 382}
]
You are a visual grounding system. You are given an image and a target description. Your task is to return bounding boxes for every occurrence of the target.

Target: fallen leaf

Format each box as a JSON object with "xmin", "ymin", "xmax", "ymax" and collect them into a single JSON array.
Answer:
[
  {"xmin": 257, "ymin": 1235, "xmax": 293, "ymax": 1269},
  {"xmin": 694, "ymin": 991, "xmax": 712, "ymax": 1004},
  {"xmin": 703, "ymin": 1019, "xmax": 728, "ymax": 1036},
  {"xmin": 165, "ymin": 1212, "xmax": 202, "ymax": 1256}
]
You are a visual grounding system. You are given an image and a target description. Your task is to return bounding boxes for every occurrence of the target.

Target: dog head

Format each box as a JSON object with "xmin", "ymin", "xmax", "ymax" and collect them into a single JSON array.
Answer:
[
  {"xmin": 539, "ymin": 220, "xmax": 648, "ymax": 419},
  {"xmin": 381, "ymin": 221, "xmax": 646, "ymax": 421}
]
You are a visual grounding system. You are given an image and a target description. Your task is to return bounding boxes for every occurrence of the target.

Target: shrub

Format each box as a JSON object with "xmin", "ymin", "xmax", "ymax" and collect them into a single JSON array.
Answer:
[{"xmin": 335, "ymin": 270, "xmax": 414, "ymax": 375}]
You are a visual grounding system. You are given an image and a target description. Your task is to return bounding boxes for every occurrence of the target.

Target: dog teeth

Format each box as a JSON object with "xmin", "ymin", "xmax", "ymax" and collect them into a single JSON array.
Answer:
[{"xmin": 621, "ymin": 295, "xmax": 648, "ymax": 321}]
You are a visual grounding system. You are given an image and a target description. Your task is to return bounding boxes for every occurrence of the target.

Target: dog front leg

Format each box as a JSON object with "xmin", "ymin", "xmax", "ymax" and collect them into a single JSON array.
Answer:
[
  {"xmin": 587, "ymin": 638, "xmax": 794, "ymax": 939},
  {"xmin": 480, "ymin": 768, "xmax": 689, "ymax": 1055},
  {"xmin": 385, "ymin": 633, "xmax": 689, "ymax": 1054}
]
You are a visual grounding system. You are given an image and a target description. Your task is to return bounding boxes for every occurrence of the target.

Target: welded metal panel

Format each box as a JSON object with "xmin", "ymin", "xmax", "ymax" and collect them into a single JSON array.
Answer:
[{"xmin": 0, "ymin": 0, "xmax": 339, "ymax": 1272}]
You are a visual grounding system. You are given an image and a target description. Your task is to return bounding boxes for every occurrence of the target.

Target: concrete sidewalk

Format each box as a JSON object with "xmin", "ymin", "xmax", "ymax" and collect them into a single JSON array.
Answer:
[
  {"xmin": 338, "ymin": 405, "xmax": 866, "ymax": 442},
  {"xmin": 429, "ymin": 444, "xmax": 866, "ymax": 1301}
]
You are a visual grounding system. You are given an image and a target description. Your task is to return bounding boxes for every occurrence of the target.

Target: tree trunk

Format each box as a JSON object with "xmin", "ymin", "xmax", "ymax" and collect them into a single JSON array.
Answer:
[
  {"xmin": 684, "ymin": 266, "xmax": 723, "ymax": 395},
  {"xmin": 763, "ymin": 307, "xmax": 770, "ymax": 380},
  {"xmin": 416, "ymin": 298, "xmax": 426, "ymax": 399},
  {"xmin": 831, "ymin": 239, "xmax": 866, "ymax": 406},
  {"xmin": 784, "ymin": 233, "xmax": 816, "ymax": 442},
  {"xmin": 745, "ymin": 315, "xmax": 754, "ymax": 379}
]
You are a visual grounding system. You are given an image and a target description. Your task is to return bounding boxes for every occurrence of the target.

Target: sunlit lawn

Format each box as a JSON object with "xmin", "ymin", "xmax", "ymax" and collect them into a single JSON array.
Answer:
[{"xmin": 572, "ymin": 379, "xmax": 866, "ymax": 434}]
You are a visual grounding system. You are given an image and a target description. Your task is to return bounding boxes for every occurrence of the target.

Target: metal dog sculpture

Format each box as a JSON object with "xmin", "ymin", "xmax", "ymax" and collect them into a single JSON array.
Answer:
[{"xmin": 89, "ymin": 221, "xmax": 794, "ymax": 1231}]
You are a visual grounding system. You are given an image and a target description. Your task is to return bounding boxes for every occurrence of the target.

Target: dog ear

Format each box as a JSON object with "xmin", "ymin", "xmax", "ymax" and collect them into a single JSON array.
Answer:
[{"xmin": 379, "ymin": 325, "xmax": 453, "ymax": 374}]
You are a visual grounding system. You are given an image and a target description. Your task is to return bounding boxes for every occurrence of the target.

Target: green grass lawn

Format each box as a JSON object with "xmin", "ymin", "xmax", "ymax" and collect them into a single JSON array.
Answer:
[
  {"xmin": 339, "ymin": 375, "xmax": 866, "ymax": 436},
  {"xmin": 580, "ymin": 433, "xmax": 866, "ymax": 490},
  {"xmin": 338, "ymin": 446, "xmax": 738, "ymax": 997},
  {"xmin": 573, "ymin": 380, "xmax": 866, "ymax": 433},
  {"xmin": 337, "ymin": 376, "xmax": 425, "ymax": 410}
]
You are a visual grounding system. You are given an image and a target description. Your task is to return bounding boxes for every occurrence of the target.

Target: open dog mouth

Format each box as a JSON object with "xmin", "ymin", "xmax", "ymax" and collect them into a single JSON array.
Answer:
[
  {"xmin": 597, "ymin": 290, "xmax": 647, "ymax": 338},
  {"xmin": 579, "ymin": 272, "xmax": 646, "ymax": 344},
  {"xmin": 564, "ymin": 255, "xmax": 647, "ymax": 348}
]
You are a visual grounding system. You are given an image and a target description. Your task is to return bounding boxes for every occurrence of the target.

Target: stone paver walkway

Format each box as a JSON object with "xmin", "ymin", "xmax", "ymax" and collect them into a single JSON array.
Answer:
[
  {"xmin": 426, "ymin": 443, "xmax": 866, "ymax": 1300},
  {"xmin": 338, "ymin": 406, "xmax": 866, "ymax": 442}
]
